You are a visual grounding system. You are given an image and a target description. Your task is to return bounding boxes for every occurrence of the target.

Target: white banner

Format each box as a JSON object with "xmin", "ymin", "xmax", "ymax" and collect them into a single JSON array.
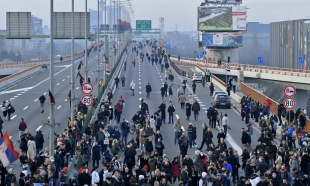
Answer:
[{"xmin": 213, "ymin": 34, "xmax": 223, "ymax": 45}]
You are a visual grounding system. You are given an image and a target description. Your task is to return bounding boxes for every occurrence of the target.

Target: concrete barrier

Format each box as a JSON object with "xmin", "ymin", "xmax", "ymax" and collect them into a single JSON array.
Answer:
[{"xmin": 0, "ymin": 65, "xmax": 43, "ymax": 91}]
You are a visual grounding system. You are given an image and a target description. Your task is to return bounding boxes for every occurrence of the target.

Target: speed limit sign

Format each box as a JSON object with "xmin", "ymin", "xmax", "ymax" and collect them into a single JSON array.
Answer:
[
  {"xmin": 81, "ymin": 95, "xmax": 93, "ymax": 107},
  {"xmin": 284, "ymin": 98, "xmax": 296, "ymax": 110}
]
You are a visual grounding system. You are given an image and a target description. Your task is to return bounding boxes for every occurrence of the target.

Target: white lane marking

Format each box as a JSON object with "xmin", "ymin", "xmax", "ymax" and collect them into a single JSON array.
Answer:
[
  {"xmin": 23, "ymin": 106, "xmax": 28, "ymax": 110},
  {"xmin": 91, "ymin": 72, "xmax": 94, "ymax": 74},
  {"xmin": 47, "ymin": 116, "xmax": 50, "ymax": 119},
  {"xmin": 17, "ymin": 94, "xmax": 22, "ymax": 96},
  {"xmin": 139, "ymin": 78, "xmax": 141, "ymax": 81},
  {"xmin": 139, "ymin": 105, "xmax": 141, "ymax": 109},
  {"xmin": 139, "ymin": 92, "xmax": 141, "ymax": 94},
  {"xmin": 139, "ymin": 82, "xmax": 141, "ymax": 84},
  {"xmin": 34, "ymin": 99, "xmax": 38, "ymax": 102},
  {"xmin": 43, "ymin": 92, "xmax": 47, "ymax": 95},
  {"xmin": 10, "ymin": 98, "xmax": 15, "ymax": 100},
  {"xmin": 176, "ymin": 114, "xmax": 179, "ymax": 119},
  {"xmin": 159, "ymin": 76, "xmax": 161, "ymax": 77},
  {"xmin": 198, "ymin": 102, "xmax": 203, "ymax": 104},
  {"xmin": 202, "ymin": 108, "xmax": 207, "ymax": 110},
  {"xmin": 196, "ymin": 99, "xmax": 200, "ymax": 101},
  {"xmin": 139, "ymin": 75, "xmax": 141, "ymax": 77},
  {"xmin": 57, "ymin": 83, "xmax": 60, "ymax": 86},
  {"xmin": 139, "ymin": 86, "xmax": 141, "ymax": 89},
  {"xmin": 14, "ymin": 96, "xmax": 18, "ymax": 98},
  {"xmin": 65, "ymin": 99, "xmax": 67, "ymax": 101},
  {"xmin": 194, "ymin": 96, "xmax": 199, "ymax": 98},
  {"xmin": 161, "ymin": 79, "xmax": 163, "ymax": 81},
  {"xmin": 21, "ymin": 92, "xmax": 25, "ymax": 93},
  {"xmin": 158, "ymin": 73, "xmax": 160, "ymax": 74},
  {"xmin": 62, "ymin": 79, "xmax": 65, "ymax": 81},
  {"xmin": 36, "ymin": 125, "xmax": 43, "ymax": 131},
  {"xmin": 0, "ymin": 87, "xmax": 33, "ymax": 95},
  {"xmin": 217, "ymin": 126, "xmax": 242, "ymax": 155},
  {"xmin": 139, "ymin": 72, "xmax": 140, "ymax": 74},
  {"xmin": 205, "ymin": 111, "xmax": 208, "ymax": 113},
  {"xmin": 57, "ymin": 105, "xmax": 62, "ymax": 109},
  {"xmin": 67, "ymin": 76, "xmax": 70, "ymax": 78},
  {"xmin": 11, "ymin": 115, "xmax": 17, "ymax": 119},
  {"xmin": 201, "ymin": 105, "xmax": 205, "ymax": 106},
  {"xmin": 76, "ymin": 87, "xmax": 79, "ymax": 90},
  {"xmin": 139, "ymin": 98, "xmax": 141, "ymax": 101}
]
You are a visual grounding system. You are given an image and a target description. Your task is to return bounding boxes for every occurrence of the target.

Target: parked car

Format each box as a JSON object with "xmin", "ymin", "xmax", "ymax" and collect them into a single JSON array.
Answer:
[
  {"xmin": 192, "ymin": 72, "xmax": 203, "ymax": 82},
  {"xmin": 212, "ymin": 94, "xmax": 231, "ymax": 108},
  {"xmin": 212, "ymin": 91, "xmax": 227, "ymax": 99}
]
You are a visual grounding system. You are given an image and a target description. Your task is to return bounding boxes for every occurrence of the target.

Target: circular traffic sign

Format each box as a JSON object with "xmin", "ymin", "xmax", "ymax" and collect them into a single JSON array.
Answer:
[
  {"xmin": 202, "ymin": 51, "xmax": 207, "ymax": 55},
  {"xmin": 82, "ymin": 83, "xmax": 94, "ymax": 94},
  {"xmin": 224, "ymin": 63, "xmax": 230, "ymax": 69},
  {"xmin": 105, "ymin": 63, "xmax": 110, "ymax": 71},
  {"xmin": 81, "ymin": 95, "xmax": 93, "ymax": 107},
  {"xmin": 284, "ymin": 85, "xmax": 296, "ymax": 97},
  {"xmin": 284, "ymin": 98, "xmax": 296, "ymax": 110}
]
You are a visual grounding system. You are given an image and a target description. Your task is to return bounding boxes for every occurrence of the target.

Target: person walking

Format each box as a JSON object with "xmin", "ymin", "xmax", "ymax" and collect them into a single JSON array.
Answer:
[
  {"xmin": 39, "ymin": 94, "xmax": 46, "ymax": 113},
  {"xmin": 209, "ymin": 83, "xmax": 214, "ymax": 96},
  {"xmin": 19, "ymin": 118, "xmax": 27, "ymax": 139},
  {"xmin": 192, "ymin": 100, "xmax": 200, "ymax": 121},
  {"xmin": 114, "ymin": 77, "xmax": 120, "ymax": 88},
  {"xmin": 121, "ymin": 75, "xmax": 125, "ymax": 87},
  {"xmin": 34, "ymin": 130, "xmax": 44, "ymax": 157},
  {"xmin": 167, "ymin": 103, "xmax": 175, "ymax": 124},
  {"xmin": 178, "ymin": 93, "xmax": 186, "ymax": 109},
  {"xmin": 0, "ymin": 116, "xmax": 3, "ymax": 137},
  {"xmin": 222, "ymin": 114, "xmax": 229, "ymax": 137},
  {"xmin": 132, "ymin": 59, "xmax": 136, "ymax": 67},
  {"xmin": 130, "ymin": 80, "xmax": 135, "ymax": 96},
  {"xmin": 145, "ymin": 83, "xmax": 152, "ymax": 99}
]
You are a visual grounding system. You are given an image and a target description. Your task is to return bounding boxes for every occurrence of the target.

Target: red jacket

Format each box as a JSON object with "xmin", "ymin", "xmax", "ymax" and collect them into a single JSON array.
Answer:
[
  {"xmin": 19, "ymin": 121, "xmax": 27, "ymax": 131},
  {"xmin": 200, "ymin": 155, "xmax": 209, "ymax": 170},
  {"xmin": 264, "ymin": 99, "xmax": 272, "ymax": 107},
  {"xmin": 77, "ymin": 167, "xmax": 91, "ymax": 175},
  {"xmin": 171, "ymin": 162, "xmax": 181, "ymax": 177},
  {"xmin": 115, "ymin": 104, "xmax": 122, "ymax": 112}
]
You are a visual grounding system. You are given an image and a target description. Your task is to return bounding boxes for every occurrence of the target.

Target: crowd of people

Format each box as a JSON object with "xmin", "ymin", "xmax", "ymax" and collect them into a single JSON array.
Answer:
[{"xmin": 1, "ymin": 40, "xmax": 310, "ymax": 186}]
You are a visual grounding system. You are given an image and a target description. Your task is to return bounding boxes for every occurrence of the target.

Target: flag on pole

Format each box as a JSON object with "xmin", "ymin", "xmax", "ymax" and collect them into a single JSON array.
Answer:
[
  {"xmin": 48, "ymin": 89, "xmax": 56, "ymax": 104},
  {"xmin": 104, "ymin": 54, "xmax": 108, "ymax": 61},
  {"xmin": 0, "ymin": 132, "xmax": 19, "ymax": 167},
  {"xmin": 77, "ymin": 72, "xmax": 85, "ymax": 82},
  {"xmin": 77, "ymin": 60, "xmax": 83, "ymax": 70}
]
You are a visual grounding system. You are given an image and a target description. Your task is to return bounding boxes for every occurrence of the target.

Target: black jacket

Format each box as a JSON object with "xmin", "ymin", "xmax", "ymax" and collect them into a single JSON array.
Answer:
[
  {"xmin": 78, "ymin": 172, "xmax": 91, "ymax": 186},
  {"xmin": 35, "ymin": 133, "xmax": 44, "ymax": 149}
]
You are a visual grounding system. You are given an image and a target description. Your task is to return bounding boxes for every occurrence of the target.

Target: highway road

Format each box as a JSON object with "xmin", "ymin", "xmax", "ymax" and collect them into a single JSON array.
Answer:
[
  {"xmin": 0, "ymin": 48, "xmax": 105, "ymax": 166},
  {"xmin": 104, "ymin": 44, "xmax": 265, "ymax": 173}
]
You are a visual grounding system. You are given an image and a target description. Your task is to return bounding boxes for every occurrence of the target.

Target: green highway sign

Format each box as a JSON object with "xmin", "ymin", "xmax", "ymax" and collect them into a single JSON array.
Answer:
[{"xmin": 136, "ymin": 20, "xmax": 152, "ymax": 30}]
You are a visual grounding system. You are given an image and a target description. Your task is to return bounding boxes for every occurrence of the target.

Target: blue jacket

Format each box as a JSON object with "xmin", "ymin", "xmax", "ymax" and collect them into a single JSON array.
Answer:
[
  {"xmin": 223, "ymin": 163, "xmax": 233, "ymax": 175},
  {"xmin": 156, "ymin": 117, "xmax": 162, "ymax": 127},
  {"xmin": 287, "ymin": 126, "xmax": 294, "ymax": 137}
]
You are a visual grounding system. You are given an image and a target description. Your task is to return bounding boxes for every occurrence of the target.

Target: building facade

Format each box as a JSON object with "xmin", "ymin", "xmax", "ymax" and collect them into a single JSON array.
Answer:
[
  {"xmin": 238, "ymin": 22, "xmax": 270, "ymax": 65},
  {"xmin": 270, "ymin": 19, "xmax": 310, "ymax": 70}
]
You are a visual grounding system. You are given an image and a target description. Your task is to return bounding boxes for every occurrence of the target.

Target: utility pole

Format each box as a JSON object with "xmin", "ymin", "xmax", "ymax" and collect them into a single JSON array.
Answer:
[
  {"xmin": 85, "ymin": 0, "xmax": 88, "ymax": 82},
  {"xmin": 114, "ymin": 0, "xmax": 116, "ymax": 66},
  {"xmin": 104, "ymin": 0, "xmax": 107, "ymax": 83},
  {"xmin": 97, "ymin": 0, "xmax": 100, "ymax": 95},
  {"xmin": 70, "ymin": 0, "xmax": 75, "ymax": 125},
  {"xmin": 110, "ymin": 0, "xmax": 113, "ymax": 69},
  {"xmin": 49, "ymin": 0, "xmax": 55, "ymax": 155}
]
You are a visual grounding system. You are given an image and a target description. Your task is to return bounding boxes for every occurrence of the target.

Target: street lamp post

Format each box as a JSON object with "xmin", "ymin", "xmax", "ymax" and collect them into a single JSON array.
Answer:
[
  {"xmin": 49, "ymin": 0, "xmax": 55, "ymax": 155},
  {"xmin": 85, "ymin": 0, "xmax": 88, "ymax": 83},
  {"xmin": 70, "ymin": 0, "xmax": 75, "ymax": 128},
  {"xmin": 97, "ymin": 0, "xmax": 100, "ymax": 96}
]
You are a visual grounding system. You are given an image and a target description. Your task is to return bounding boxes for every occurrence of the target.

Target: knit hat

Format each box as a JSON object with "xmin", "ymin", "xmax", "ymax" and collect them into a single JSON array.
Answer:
[
  {"xmin": 143, "ymin": 165, "xmax": 148, "ymax": 170},
  {"xmin": 63, "ymin": 167, "xmax": 68, "ymax": 171},
  {"xmin": 189, "ymin": 123, "xmax": 193, "ymax": 125}
]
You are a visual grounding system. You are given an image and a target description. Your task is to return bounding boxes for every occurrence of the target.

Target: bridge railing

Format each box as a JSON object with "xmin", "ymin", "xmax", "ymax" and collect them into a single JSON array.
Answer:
[{"xmin": 195, "ymin": 63, "xmax": 310, "ymax": 134}]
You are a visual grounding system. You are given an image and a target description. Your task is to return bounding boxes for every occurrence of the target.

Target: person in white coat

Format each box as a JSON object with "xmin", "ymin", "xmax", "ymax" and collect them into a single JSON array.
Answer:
[
  {"xmin": 130, "ymin": 80, "xmax": 135, "ymax": 96},
  {"xmin": 188, "ymin": 93, "xmax": 194, "ymax": 105},
  {"xmin": 91, "ymin": 166, "xmax": 100, "ymax": 185},
  {"xmin": 27, "ymin": 136, "xmax": 36, "ymax": 160}
]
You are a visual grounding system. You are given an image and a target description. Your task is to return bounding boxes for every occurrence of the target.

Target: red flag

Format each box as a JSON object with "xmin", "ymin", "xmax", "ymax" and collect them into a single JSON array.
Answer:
[
  {"xmin": 48, "ymin": 89, "xmax": 56, "ymax": 104},
  {"xmin": 77, "ymin": 60, "xmax": 83, "ymax": 70},
  {"xmin": 77, "ymin": 72, "xmax": 84, "ymax": 81},
  {"xmin": 104, "ymin": 54, "xmax": 108, "ymax": 61}
]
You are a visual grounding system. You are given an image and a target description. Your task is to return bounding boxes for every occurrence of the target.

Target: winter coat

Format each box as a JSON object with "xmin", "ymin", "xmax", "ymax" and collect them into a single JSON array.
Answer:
[
  {"xmin": 34, "ymin": 133, "xmax": 44, "ymax": 149},
  {"xmin": 27, "ymin": 140, "xmax": 36, "ymax": 160},
  {"xmin": 171, "ymin": 162, "xmax": 181, "ymax": 177},
  {"xmin": 275, "ymin": 155, "xmax": 282, "ymax": 170},
  {"xmin": 139, "ymin": 130, "xmax": 146, "ymax": 144},
  {"xmin": 289, "ymin": 156, "xmax": 299, "ymax": 170},
  {"xmin": 178, "ymin": 95, "xmax": 186, "ymax": 103},
  {"xmin": 92, "ymin": 145, "xmax": 101, "ymax": 160}
]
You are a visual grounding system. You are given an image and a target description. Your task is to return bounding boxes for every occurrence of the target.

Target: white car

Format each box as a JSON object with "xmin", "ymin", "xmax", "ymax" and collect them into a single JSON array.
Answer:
[
  {"xmin": 212, "ymin": 91, "xmax": 227, "ymax": 100},
  {"xmin": 192, "ymin": 72, "xmax": 203, "ymax": 82}
]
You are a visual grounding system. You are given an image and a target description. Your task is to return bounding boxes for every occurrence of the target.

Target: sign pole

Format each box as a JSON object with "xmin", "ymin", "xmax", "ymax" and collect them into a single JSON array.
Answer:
[
  {"xmin": 85, "ymin": 0, "xmax": 88, "ymax": 82},
  {"xmin": 70, "ymin": 0, "xmax": 75, "ymax": 127},
  {"xmin": 49, "ymin": 0, "xmax": 55, "ymax": 155},
  {"xmin": 97, "ymin": 0, "xmax": 100, "ymax": 96}
]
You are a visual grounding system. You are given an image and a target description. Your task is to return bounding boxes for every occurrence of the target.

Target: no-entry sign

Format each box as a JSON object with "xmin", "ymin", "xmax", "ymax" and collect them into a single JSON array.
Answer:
[
  {"xmin": 284, "ymin": 85, "xmax": 296, "ymax": 97},
  {"xmin": 82, "ymin": 83, "xmax": 93, "ymax": 94}
]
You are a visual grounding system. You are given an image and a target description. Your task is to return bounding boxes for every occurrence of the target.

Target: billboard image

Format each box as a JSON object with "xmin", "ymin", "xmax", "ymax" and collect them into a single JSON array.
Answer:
[
  {"xmin": 199, "ymin": 32, "xmax": 243, "ymax": 47},
  {"xmin": 198, "ymin": 6, "xmax": 247, "ymax": 31},
  {"xmin": 205, "ymin": 0, "xmax": 242, "ymax": 4}
]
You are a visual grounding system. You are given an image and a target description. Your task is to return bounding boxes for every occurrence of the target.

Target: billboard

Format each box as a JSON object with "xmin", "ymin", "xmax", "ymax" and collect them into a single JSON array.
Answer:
[
  {"xmin": 199, "ymin": 32, "xmax": 243, "ymax": 47},
  {"xmin": 205, "ymin": 0, "xmax": 242, "ymax": 4},
  {"xmin": 198, "ymin": 6, "xmax": 247, "ymax": 31}
]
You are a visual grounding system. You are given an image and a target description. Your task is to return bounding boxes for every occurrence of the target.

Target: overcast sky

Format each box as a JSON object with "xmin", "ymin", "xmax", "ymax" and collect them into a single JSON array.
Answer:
[{"xmin": 0, "ymin": 0, "xmax": 309, "ymax": 31}]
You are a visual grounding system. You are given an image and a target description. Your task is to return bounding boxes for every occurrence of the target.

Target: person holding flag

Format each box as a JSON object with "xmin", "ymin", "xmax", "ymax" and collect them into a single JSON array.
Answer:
[
  {"xmin": 0, "ymin": 132, "xmax": 19, "ymax": 167},
  {"xmin": 77, "ymin": 60, "xmax": 83, "ymax": 71},
  {"xmin": 77, "ymin": 72, "xmax": 85, "ymax": 87}
]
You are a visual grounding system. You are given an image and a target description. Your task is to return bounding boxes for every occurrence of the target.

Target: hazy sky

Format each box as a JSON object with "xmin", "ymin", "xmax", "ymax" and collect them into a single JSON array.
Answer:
[{"xmin": 0, "ymin": 0, "xmax": 309, "ymax": 31}]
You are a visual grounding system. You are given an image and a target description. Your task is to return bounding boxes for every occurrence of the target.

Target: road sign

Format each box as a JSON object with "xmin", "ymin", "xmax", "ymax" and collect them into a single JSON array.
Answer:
[
  {"xmin": 81, "ymin": 95, "xmax": 93, "ymax": 107},
  {"xmin": 166, "ymin": 44, "xmax": 170, "ymax": 49},
  {"xmin": 197, "ymin": 54, "xmax": 202, "ymax": 59},
  {"xmin": 202, "ymin": 51, "xmax": 207, "ymax": 55},
  {"xmin": 224, "ymin": 63, "xmax": 230, "ymax": 69},
  {"xmin": 299, "ymin": 57, "xmax": 305, "ymax": 64},
  {"xmin": 284, "ymin": 98, "xmax": 296, "ymax": 110},
  {"xmin": 258, "ymin": 57, "xmax": 263, "ymax": 64},
  {"xmin": 136, "ymin": 20, "xmax": 152, "ymax": 30},
  {"xmin": 284, "ymin": 85, "xmax": 296, "ymax": 97},
  {"xmin": 105, "ymin": 63, "xmax": 110, "ymax": 71},
  {"xmin": 82, "ymin": 83, "xmax": 93, "ymax": 94}
]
